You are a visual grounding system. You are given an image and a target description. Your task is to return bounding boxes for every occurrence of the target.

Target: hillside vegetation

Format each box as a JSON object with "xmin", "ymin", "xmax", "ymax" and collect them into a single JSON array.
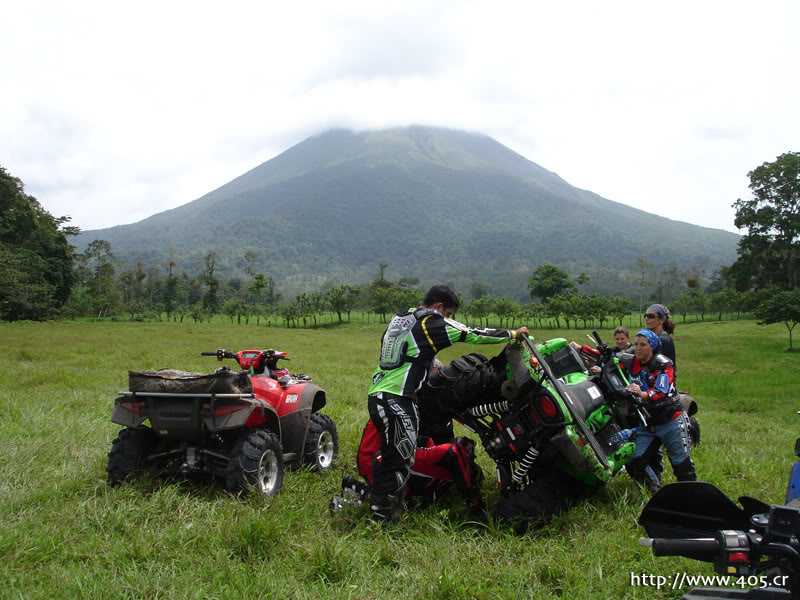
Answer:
[{"xmin": 76, "ymin": 127, "xmax": 739, "ymax": 297}]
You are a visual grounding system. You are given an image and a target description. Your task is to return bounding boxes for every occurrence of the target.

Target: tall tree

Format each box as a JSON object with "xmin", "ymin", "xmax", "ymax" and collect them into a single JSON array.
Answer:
[
  {"xmin": 261, "ymin": 276, "xmax": 280, "ymax": 315},
  {"xmin": 494, "ymin": 296, "xmax": 519, "ymax": 328},
  {"xmin": 754, "ymin": 289, "xmax": 800, "ymax": 350},
  {"xmin": 731, "ymin": 152, "xmax": 800, "ymax": 290},
  {"xmin": 671, "ymin": 293, "xmax": 692, "ymax": 323},
  {"xmin": 326, "ymin": 284, "xmax": 360, "ymax": 323},
  {"xmin": 309, "ymin": 291, "xmax": 326, "ymax": 326},
  {"xmin": 201, "ymin": 250, "xmax": 220, "ymax": 314},
  {"xmin": 662, "ymin": 264, "xmax": 685, "ymax": 302},
  {"xmin": 0, "ymin": 165, "xmax": 78, "ymax": 320},
  {"xmin": 470, "ymin": 296, "xmax": 495, "ymax": 327},
  {"xmin": 163, "ymin": 249, "xmax": 179, "ymax": 319},
  {"xmin": 528, "ymin": 264, "xmax": 574, "ymax": 301},
  {"xmin": 240, "ymin": 249, "xmax": 261, "ymax": 278},
  {"xmin": 80, "ymin": 239, "xmax": 119, "ymax": 317},
  {"xmin": 589, "ymin": 293, "xmax": 612, "ymax": 329},
  {"xmin": 248, "ymin": 273, "xmax": 269, "ymax": 301},
  {"xmin": 370, "ymin": 286, "xmax": 396, "ymax": 323},
  {"xmin": 609, "ymin": 296, "xmax": 631, "ymax": 327},
  {"xmin": 367, "ymin": 263, "xmax": 395, "ymax": 322},
  {"xmin": 470, "ymin": 281, "xmax": 489, "ymax": 300}
]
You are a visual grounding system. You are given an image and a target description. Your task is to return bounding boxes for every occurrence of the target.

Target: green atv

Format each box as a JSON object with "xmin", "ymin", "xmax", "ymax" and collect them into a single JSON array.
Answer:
[{"xmin": 423, "ymin": 332, "xmax": 637, "ymax": 527}]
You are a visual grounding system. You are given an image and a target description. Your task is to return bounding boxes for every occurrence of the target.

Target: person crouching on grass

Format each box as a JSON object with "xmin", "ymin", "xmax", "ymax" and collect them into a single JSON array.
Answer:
[{"xmin": 620, "ymin": 329, "xmax": 696, "ymax": 492}]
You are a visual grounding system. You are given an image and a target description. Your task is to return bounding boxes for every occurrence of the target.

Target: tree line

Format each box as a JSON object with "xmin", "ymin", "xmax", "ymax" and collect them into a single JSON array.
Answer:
[
  {"xmin": 2, "ymin": 154, "xmax": 798, "ymax": 347},
  {"xmin": 53, "ymin": 246, "xmax": 771, "ymax": 332}
]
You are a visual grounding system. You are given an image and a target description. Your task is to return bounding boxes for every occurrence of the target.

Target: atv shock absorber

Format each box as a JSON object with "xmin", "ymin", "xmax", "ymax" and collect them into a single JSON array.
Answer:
[
  {"xmin": 511, "ymin": 446, "xmax": 540, "ymax": 485},
  {"xmin": 469, "ymin": 401, "xmax": 511, "ymax": 417}
]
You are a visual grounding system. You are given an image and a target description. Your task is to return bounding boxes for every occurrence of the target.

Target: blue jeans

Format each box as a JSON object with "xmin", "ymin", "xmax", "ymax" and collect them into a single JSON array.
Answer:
[{"xmin": 633, "ymin": 411, "xmax": 692, "ymax": 468}]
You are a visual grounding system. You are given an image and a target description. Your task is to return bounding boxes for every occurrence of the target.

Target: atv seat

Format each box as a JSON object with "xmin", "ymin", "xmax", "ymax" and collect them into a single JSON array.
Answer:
[{"xmin": 559, "ymin": 379, "xmax": 607, "ymax": 423}]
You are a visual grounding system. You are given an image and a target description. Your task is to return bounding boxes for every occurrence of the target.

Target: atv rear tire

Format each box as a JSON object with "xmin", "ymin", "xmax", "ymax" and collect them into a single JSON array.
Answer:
[
  {"xmin": 107, "ymin": 426, "xmax": 157, "ymax": 486},
  {"xmin": 226, "ymin": 429, "xmax": 284, "ymax": 497},
  {"xmin": 302, "ymin": 413, "xmax": 339, "ymax": 472}
]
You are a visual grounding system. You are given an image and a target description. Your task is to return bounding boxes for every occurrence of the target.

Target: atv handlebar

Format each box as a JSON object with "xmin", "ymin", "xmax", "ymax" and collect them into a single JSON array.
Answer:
[
  {"xmin": 200, "ymin": 349, "xmax": 236, "ymax": 360},
  {"xmin": 641, "ymin": 537, "xmax": 720, "ymax": 560},
  {"xmin": 591, "ymin": 330, "xmax": 604, "ymax": 347},
  {"xmin": 200, "ymin": 349, "xmax": 290, "ymax": 361}
]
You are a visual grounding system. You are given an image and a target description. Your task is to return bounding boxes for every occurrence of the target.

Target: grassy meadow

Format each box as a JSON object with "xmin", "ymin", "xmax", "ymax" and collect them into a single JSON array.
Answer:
[{"xmin": 0, "ymin": 317, "xmax": 797, "ymax": 599}]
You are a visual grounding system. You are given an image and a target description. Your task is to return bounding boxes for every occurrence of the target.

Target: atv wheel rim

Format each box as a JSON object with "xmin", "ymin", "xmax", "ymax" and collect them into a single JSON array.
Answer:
[
  {"xmin": 257, "ymin": 449, "xmax": 279, "ymax": 495},
  {"xmin": 317, "ymin": 431, "xmax": 334, "ymax": 469}
]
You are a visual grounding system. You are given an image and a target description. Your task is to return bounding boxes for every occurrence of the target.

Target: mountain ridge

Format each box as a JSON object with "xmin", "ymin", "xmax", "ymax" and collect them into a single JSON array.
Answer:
[{"xmin": 77, "ymin": 126, "xmax": 739, "ymax": 298}]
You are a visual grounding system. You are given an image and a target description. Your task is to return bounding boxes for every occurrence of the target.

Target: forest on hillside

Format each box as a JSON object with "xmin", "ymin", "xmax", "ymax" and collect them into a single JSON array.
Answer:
[{"xmin": 72, "ymin": 127, "xmax": 739, "ymax": 298}]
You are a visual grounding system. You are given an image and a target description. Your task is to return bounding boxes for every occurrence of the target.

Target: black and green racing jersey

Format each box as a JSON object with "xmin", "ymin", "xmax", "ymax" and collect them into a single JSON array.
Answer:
[{"xmin": 368, "ymin": 307, "xmax": 514, "ymax": 399}]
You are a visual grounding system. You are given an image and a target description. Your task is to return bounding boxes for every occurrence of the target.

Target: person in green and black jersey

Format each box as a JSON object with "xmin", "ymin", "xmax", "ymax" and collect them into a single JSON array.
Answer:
[{"xmin": 361, "ymin": 284, "xmax": 528, "ymax": 521}]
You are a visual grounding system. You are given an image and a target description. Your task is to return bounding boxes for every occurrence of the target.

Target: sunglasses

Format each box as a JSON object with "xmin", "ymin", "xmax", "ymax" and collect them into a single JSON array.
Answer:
[{"xmin": 644, "ymin": 313, "xmax": 660, "ymax": 319}]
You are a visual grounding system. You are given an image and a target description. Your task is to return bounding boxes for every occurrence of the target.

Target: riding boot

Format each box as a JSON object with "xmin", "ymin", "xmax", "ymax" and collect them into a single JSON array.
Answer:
[
  {"xmin": 370, "ymin": 488, "xmax": 406, "ymax": 522},
  {"xmin": 330, "ymin": 475, "xmax": 371, "ymax": 514},
  {"xmin": 671, "ymin": 457, "xmax": 697, "ymax": 482},
  {"xmin": 626, "ymin": 457, "xmax": 662, "ymax": 494},
  {"xmin": 341, "ymin": 475, "xmax": 370, "ymax": 503}
]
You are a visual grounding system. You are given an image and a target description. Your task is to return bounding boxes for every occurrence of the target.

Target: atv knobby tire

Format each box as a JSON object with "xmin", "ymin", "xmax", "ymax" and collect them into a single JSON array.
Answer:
[
  {"xmin": 107, "ymin": 426, "xmax": 157, "ymax": 486},
  {"xmin": 226, "ymin": 429, "xmax": 284, "ymax": 497},
  {"xmin": 490, "ymin": 469, "xmax": 592, "ymax": 532},
  {"xmin": 302, "ymin": 413, "xmax": 339, "ymax": 472}
]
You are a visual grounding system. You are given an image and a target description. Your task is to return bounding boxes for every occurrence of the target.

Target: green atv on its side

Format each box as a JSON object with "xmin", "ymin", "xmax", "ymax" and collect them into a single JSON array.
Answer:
[{"xmin": 423, "ymin": 333, "xmax": 637, "ymax": 527}]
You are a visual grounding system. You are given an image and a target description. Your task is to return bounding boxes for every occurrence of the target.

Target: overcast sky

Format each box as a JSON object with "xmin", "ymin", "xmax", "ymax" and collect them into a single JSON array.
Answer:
[{"xmin": 2, "ymin": 1, "xmax": 797, "ymax": 233}]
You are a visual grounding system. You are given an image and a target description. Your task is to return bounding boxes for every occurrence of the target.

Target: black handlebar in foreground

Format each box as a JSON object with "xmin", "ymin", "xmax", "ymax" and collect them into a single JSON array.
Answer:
[{"xmin": 640, "ymin": 536, "xmax": 720, "ymax": 560}]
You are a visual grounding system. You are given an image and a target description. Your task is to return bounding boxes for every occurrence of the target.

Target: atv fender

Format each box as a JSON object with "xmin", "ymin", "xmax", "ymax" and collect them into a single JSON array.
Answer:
[
  {"xmin": 214, "ymin": 398, "xmax": 278, "ymax": 433},
  {"xmin": 111, "ymin": 397, "xmax": 148, "ymax": 428},
  {"xmin": 679, "ymin": 392, "xmax": 698, "ymax": 416},
  {"xmin": 278, "ymin": 384, "xmax": 327, "ymax": 460}
]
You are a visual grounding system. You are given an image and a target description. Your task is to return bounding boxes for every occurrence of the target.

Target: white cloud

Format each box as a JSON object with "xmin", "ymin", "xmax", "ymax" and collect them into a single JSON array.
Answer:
[{"xmin": 1, "ymin": 0, "xmax": 797, "ymax": 233}]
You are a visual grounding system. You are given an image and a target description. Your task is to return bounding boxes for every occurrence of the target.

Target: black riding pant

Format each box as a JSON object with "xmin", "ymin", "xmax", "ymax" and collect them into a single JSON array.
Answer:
[{"xmin": 367, "ymin": 392, "xmax": 419, "ymax": 495}]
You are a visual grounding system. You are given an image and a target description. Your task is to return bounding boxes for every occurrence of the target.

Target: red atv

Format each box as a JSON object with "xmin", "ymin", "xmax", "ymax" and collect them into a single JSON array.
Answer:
[{"xmin": 107, "ymin": 348, "xmax": 338, "ymax": 497}]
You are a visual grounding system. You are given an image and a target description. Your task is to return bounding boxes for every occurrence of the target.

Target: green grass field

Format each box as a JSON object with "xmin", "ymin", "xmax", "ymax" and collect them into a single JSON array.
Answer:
[{"xmin": 1, "ymin": 319, "xmax": 797, "ymax": 599}]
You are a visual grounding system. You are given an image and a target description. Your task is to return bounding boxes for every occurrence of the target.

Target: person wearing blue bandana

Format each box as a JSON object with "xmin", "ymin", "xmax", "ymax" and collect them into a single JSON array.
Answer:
[{"xmin": 618, "ymin": 329, "xmax": 696, "ymax": 492}]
